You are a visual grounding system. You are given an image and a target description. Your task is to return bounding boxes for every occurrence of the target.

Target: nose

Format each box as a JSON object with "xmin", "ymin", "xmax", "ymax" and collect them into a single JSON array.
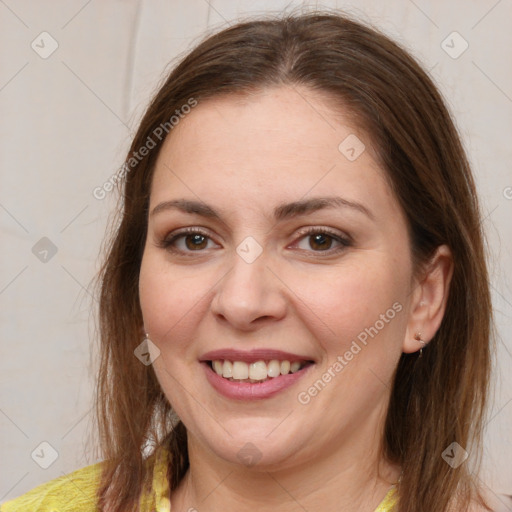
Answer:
[{"xmin": 210, "ymin": 247, "xmax": 287, "ymax": 331}]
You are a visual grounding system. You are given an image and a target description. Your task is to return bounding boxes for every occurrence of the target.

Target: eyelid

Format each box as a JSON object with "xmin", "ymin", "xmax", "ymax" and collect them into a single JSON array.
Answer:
[{"xmin": 292, "ymin": 226, "xmax": 352, "ymax": 243}]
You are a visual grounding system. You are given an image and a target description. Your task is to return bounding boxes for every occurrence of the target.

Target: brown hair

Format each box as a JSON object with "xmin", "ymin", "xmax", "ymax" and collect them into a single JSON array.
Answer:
[{"xmin": 92, "ymin": 10, "xmax": 493, "ymax": 512}]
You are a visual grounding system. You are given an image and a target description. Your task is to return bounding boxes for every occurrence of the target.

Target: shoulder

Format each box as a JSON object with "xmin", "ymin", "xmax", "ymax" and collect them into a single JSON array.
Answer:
[{"xmin": 0, "ymin": 461, "xmax": 104, "ymax": 512}]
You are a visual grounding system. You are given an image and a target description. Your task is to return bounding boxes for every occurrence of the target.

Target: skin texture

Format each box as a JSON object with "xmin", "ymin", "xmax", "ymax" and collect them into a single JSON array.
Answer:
[{"xmin": 138, "ymin": 86, "xmax": 453, "ymax": 511}]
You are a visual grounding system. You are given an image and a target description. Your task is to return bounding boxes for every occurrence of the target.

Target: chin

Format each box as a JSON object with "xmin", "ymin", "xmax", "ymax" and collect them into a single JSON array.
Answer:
[{"xmin": 197, "ymin": 426, "xmax": 304, "ymax": 470}]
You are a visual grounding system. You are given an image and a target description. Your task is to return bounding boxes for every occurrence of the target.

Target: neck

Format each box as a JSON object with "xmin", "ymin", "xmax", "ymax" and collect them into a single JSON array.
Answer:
[{"xmin": 170, "ymin": 418, "xmax": 400, "ymax": 512}]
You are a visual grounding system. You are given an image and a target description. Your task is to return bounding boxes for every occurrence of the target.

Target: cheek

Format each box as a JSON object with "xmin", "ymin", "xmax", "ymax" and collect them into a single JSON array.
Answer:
[
  {"xmin": 138, "ymin": 252, "xmax": 208, "ymax": 353},
  {"xmin": 288, "ymin": 258, "xmax": 406, "ymax": 347}
]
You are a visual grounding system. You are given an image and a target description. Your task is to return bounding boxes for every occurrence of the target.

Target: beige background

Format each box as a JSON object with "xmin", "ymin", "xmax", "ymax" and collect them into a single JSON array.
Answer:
[{"xmin": 1, "ymin": 0, "xmax": 511, "ymax": 505}]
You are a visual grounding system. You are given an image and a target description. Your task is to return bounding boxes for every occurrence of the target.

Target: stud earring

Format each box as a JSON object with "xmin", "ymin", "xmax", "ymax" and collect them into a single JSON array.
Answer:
[{"xmin": 415, "ymin": 332, "xmax": 426, "ymax": 357}]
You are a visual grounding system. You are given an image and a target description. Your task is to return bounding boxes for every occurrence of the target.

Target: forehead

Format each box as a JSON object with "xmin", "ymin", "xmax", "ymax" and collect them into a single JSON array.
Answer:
[
  {"xmin": 160, "ymin": 86, "xmax": 372, "ymax": 163},
  {"xmin": 150, "ymin": 86, "xmax": 396, "ymax": 220}
]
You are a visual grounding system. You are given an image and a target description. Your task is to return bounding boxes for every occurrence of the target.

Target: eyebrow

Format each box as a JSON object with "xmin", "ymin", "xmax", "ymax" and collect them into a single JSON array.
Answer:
[{"xmin": 150, "ymin": 196, "xmax": 374, "ymax": 222}]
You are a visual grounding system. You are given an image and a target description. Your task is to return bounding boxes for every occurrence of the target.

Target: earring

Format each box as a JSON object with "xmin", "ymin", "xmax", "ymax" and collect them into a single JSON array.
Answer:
[{"xmin": 414, "ymin": 332, "xmax": 426, "ymax": 357}]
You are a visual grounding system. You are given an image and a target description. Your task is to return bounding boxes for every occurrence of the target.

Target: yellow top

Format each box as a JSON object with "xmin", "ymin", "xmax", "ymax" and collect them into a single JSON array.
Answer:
[{"xmin": 1, "ymin": 446, "xmax": 398, "ymax": 511}]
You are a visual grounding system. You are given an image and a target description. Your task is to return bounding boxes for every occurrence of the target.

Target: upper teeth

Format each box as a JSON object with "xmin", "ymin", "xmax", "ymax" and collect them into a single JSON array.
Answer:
[{"xmin": 212, "ymin": 360, "xmax": 304, "ymax": 381}]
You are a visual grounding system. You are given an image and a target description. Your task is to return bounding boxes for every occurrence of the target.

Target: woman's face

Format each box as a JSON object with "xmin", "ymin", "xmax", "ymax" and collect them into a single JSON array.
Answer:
[{"xmin": 139, "ymin": 86, "xmax": 416, "ymax": 470}]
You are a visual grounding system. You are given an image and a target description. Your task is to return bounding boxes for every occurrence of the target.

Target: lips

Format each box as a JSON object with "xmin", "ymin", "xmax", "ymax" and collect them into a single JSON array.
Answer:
[{"xmin": 200, "ymin": 348, "xmax": 315, "ymax": 400}]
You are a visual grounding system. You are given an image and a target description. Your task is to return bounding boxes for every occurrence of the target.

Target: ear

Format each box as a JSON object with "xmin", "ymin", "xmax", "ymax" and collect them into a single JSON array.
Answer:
[{"xmin": 402, "ymin": 244, "xmax": 454, "ymax": 354}]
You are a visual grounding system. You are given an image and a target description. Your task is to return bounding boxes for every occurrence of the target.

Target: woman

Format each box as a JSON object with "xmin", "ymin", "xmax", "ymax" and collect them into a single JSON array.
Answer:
[{"xmin": 1, "ymin": 10, "xmax": 493, "ymax": 512}]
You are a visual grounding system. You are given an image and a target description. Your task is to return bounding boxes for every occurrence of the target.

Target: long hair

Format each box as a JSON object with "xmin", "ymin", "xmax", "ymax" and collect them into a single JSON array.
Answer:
[{"xmin": 93, "ymin": 11, "xmax": 493, "ymax": 512}]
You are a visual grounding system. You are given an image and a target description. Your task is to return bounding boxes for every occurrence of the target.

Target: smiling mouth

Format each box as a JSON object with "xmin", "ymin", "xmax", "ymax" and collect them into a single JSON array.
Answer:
[{"xmin": 208, "ymin": 359, "xmax": 314, "ymax": 383}]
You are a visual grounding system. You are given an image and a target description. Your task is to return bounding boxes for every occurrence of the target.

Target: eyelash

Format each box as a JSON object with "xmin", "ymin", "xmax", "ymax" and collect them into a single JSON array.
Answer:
[{"xmin": 157, "ymin": 226, "xmax": 352, "ymax": 257}]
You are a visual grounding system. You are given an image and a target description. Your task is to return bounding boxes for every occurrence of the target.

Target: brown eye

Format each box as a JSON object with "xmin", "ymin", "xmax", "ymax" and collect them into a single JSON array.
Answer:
[
  {"xmin": 159, "ymin": 228, "xmax": 217, "ymax": 254},
  {"xmin": 308, "ymin": 233, "xmax": 334, "ymax": 251},
  {"xmin": 293, "ymin": 228, "xmax": 352, "ymax": 255},
  {"xmin": 184, "ymin": 233, "xmax": 208, "ymax": 250}
]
